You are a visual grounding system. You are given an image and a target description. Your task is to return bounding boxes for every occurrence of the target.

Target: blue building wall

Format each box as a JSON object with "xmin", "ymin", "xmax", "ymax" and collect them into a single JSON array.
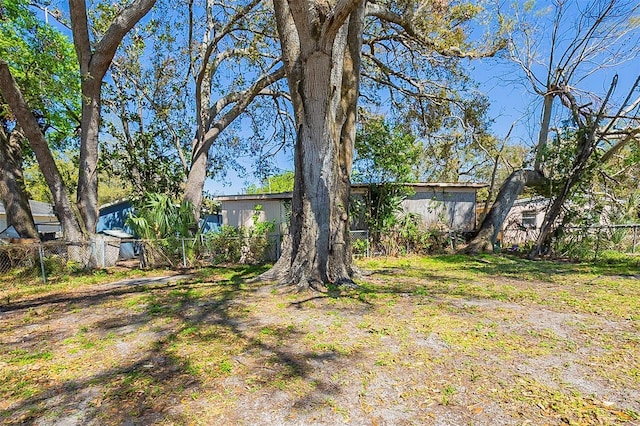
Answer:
[
  {"xmin": 98, "ymin": 200, "xmax": 222, "ymax": 235},
  {"xmin": 200, "ymin": 214, "xmax": 222, "ymax": 233},
  {"xmin": 97, "ymin": 201, "xmax": 133, "ymax": 233}
]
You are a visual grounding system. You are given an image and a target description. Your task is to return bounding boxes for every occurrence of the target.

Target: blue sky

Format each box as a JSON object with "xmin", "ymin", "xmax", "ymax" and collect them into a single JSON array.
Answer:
[
  {"xmin": 206, "ymin": 1, "xmax": 640, "ymax": 195},
  {"xmin": 34, "ymin": 1, "xmax": 640, "ymax": 196}
]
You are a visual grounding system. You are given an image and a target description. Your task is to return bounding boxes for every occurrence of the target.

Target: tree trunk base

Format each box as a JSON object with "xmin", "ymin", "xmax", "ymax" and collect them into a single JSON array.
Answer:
[
  {"xmin": 253, "ymin": 234, "xmax": 356, "ymax": 292},
  {"xmin": 463, "ymin": 241, "xmax": 494, "ymax": 255}
]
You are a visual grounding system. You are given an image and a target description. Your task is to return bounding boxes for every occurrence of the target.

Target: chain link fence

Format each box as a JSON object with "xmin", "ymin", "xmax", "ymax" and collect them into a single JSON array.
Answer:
[
  {"xmin": 369, "ymin": 229, "xmax": 471, "ymax": 257},
  {"xmin": 1, "ymin": 231, "xmax": 376, "ymax": 283},
  {"xmin": 501, "ymin": 222, "xmax": 640, "ymax": 259},
  {"xmin": 0, "ymin": 240, "xmax": 102, "ymax": 284},
  {"xmin": 6, "ymin": 224, "xmax": 636, "ymax": 284},
  {"xmin": 351, "ymin": 230, "xmax": 370, "ymax": 257},
  {"xmin": 136, "ymin": 233, "xmax": 283, "ymax": 269},
  {"xmin": 4, "ymin": 228, "xmax": 531, "ymax": 284},
  {"xmin": 0, "ymin": 233, "xmax": 285, "ymax": 283},
  {"xmin": 554, "ymin": 224, "xmax": 640, "ymax": 260}
]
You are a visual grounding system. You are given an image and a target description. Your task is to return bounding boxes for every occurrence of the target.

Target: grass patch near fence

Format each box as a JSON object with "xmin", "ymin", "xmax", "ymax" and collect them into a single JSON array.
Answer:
[
  {"xmin": 0, "ymin": 255, "xmax": 638, "ymax": 425},
  {"xmin": 0, "ymin": 266, "xmax": 167, "ymax": 305}
]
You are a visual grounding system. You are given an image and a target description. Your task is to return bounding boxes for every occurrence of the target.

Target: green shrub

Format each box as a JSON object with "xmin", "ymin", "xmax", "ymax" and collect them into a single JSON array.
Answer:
[
  {"xmin": 202, "ymin": 207, "xmax": 275, "ymax": 265},
  {"xmin": 43, "ymin": 255, "xmax": 68, "ymax": 275},
  {"xmin": 352, "ymin": 238, "xmax": 369, "ymax": 257},
  {"xmin": 241, "ymin": 208, "xmax": 275, "ymax": 264},
  {"xmin": 203, "ymin": 225, "xmax": 243, "ymax": 264},
  {"xmin": 127, "ymin": 193, "xmax": 200, "ymax": 267}
]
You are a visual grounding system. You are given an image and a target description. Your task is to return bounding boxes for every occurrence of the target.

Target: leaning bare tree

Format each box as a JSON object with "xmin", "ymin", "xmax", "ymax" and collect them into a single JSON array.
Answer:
[
  {"xmin": 467, "ymin": 0, "xmax": 640, "ymax": 253},
  {"xmin": 529, "ymin": 74, "xmax": 640, "ymax": 257}
]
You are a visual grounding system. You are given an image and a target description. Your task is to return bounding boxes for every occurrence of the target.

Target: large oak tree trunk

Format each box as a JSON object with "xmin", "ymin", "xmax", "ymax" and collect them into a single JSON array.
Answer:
[
  {"xmin": 466, "ymin": 169, "xmax": 546, "ymax": 254},
  {"xmin": 183, "ymin": 141, "xmax": 209, "ymax": 221},
  {"xmin": 0, "ymin": 60, "xmax": 85, "ymax": 241},
  {"xmin": 262, "ymin": 0, "xmax": 363, "ymax": 289},
  {"xmin": 0, "ymin": 127, "xmax": 39, "ymax": 239},
  {"xmin": 328, "ymin": 2, "xmax": 364, "ymax": 284},
  {"xmin": 282, "ymin": 49, "xmax": 348, "ymax": 287}
]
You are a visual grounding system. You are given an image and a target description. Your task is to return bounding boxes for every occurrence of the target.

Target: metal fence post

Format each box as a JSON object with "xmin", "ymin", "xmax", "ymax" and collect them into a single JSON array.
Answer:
[
  {"xmin": 366, "ymin": 230, "xmax": 370, "ymax": 257},
  {"xmin": 38, "ymin": 245, "xmax": 47, "ymax": 284},
  {"xmin": 182, "ymin": 238, "xmax": 187, "ymax": 268}
]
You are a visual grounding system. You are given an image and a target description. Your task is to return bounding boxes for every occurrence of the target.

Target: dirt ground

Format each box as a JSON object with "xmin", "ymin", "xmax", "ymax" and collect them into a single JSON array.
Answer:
[{"xmin": 1, "ymin": 257, "xmax": 639, "ymax": 425}]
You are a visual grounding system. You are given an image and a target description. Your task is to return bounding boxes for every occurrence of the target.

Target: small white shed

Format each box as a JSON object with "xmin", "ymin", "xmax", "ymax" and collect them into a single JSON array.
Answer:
[
  {"xmin": 214, "ymin": 192, "xmax": 291, "ymax": 234},
  {"xmin": 351, "ymin": 183, "xmax": 487, "ymax": 232}
]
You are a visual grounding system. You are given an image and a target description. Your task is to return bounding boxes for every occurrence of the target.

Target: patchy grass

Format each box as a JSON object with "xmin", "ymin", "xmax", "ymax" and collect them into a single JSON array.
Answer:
[
  {"xmin": 0, "ymin": 256, "xmax": 638, "ymax": 425},
  {"xmin": 358, "ymin": 254, "xmax": 640, "ymax": 319},
  {"xmin": 1, "ymin": 266, "xmax": 166, "ymax": 305}
]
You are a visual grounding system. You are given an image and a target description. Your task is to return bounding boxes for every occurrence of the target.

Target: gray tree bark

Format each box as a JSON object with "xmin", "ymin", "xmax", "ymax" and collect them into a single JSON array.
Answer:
[
  {"xmin": 183, "ymin": 67, "xmax": 285, "ymax": 221},
  {"xmin": 528, "ymin": 74, "xmax": 634, "ymax": 258},
  {"xmin": 466, "ymin": 169, "xmax": 546, "ymax": 254},
  {"xmin": 528, "ymin": 131, "xmax": 598, "ymax": 258},
  {"xmin": 0, "ymin": 126, "xmax": 39, "ymax": 239},
  {"xmin": 69, "ymin": 0, "xmax": 156, "ymax": 233},
  {"xmin": 261, "ymin": 0, "xmax": 364, "ymax": 289},
  {"xmin": 467, "ymin": 90, "xmax": 556, "ymax": 253}
]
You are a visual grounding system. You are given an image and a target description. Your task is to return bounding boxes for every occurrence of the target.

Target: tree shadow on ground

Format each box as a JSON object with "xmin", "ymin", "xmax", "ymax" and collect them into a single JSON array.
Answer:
[
  {"xmin": 0, "ymin": 275, "xmax": 190, "ymax": 313},
  {"xmin": 1, "ymin": 265, "xmax": 352, "ymax": 424},
  {"xmin": 288, "ymin": 271, "xmax": 481, "ymax": 309}
]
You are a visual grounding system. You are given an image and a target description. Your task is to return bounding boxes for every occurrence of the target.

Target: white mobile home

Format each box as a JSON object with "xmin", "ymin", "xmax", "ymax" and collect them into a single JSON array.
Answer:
[{"xmin": 214, "ymin": 182, "xmax": 487, "ymax": 234}]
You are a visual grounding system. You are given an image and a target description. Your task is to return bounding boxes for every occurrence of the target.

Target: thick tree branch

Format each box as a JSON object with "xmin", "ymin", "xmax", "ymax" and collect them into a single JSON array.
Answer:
[
  {"xmin": 91, "ymin": 0, "xmax": 156, "ymax": 77},
  {"xmin": 70, "ymin": 0, "xmax": 156, "ymax": 80},
  {"xmin": 68, "ymin": 0, "xmax": 92, "ymax": 75},
  {"xmin": 195, "ymin": 0, "xmax": 261, "ymax": 91},
  {"xmin": 200, "ymin": 66, "xmax": 286, "ymax": 153},
  {"xmin": 320, "ymin": 0, "xmax": 362, "ymax": 51},
  {"xmin": 600, "ymin": 128, "xmax": 640, "ymax": 164}
]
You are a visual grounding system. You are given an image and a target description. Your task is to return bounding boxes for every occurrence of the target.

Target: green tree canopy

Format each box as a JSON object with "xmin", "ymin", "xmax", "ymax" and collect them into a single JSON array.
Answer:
[
  {"xmin": 245, "ymin": 171, "xmax": 294, "ymax": 194},
  {"xmin": 0, "ymin": 0, "xmax": 80, "ymax": 144},
  {"xmin": 353, "ymin": 115, "xmax": 422, "ymax": 184},
  {"xmin": 0, "ymin": 0, "xmax": 81, "ymax": 239}
]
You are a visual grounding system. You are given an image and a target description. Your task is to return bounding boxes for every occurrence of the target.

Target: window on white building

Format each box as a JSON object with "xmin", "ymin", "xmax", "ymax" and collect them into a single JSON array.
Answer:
[{"xmin": 522, "ymin": 210, "xmax": 537, "ymax": 229}]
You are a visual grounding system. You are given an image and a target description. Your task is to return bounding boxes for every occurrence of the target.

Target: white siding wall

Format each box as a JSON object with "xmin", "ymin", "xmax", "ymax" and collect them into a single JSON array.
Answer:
[
  {"xmin": 501, "ymin": 199, "xmax": 548, "ymax": 245},
  {"xmin": 0, "ymin": 214, "xmax": 61, "ymax": 234},
  {"xmin": 219, "ymin": 186, "xmax": 481, "ymax": 234},
  {"xmin": 402, "ymin": 188, "xmax": 477, "ymax": 231},
  {"xmin": 221, "ymin": 199, "xmax": 288, "ymax": 234}
]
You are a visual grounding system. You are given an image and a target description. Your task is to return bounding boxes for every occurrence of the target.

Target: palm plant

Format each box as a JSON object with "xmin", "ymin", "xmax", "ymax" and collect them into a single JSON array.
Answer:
[{"xmin": 126, "ymin": 193, "xmax": 198, "ymax": 266}]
